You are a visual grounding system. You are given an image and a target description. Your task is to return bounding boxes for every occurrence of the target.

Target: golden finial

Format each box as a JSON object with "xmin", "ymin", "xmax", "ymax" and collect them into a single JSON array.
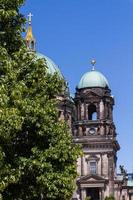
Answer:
[
  {"xmin": 25, "ymin": 12, "xmax": 36, "ymax": 51},
  {"xmin": 91, "ymin": 59, "xmax": 96, "ymax": 71}
]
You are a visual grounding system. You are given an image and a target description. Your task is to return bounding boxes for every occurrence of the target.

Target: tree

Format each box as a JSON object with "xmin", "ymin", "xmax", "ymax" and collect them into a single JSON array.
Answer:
[
  {"xmin": 0, "ymin": 0, "xmax": 25, "ymax": 53},
  {"xmin": 0, "ymin": 0, "xmax": 81, "ymax": 199}
]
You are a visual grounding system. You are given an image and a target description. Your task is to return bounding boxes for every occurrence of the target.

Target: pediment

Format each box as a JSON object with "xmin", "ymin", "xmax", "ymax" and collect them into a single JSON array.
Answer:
[
  {"xmin": 78, "ymin": 174, "xmax": 106, "ymax": 184},
  {"xmin": 88, "ymin": 177, "xmax": 98, "ymax": 181},
  {"xmin": 81, "ymin": 90, "xmax": 103, "ymax": 99}
]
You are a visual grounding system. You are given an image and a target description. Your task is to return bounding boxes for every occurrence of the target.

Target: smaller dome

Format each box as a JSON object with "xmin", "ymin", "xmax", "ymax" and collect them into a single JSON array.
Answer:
[
  {"xmin": 36, "ymin": 52, "xmax": 63, "ymax": 79},
  {"xmin": 78, "ymin": 70, "xmax": 109, "ymax": 89}
]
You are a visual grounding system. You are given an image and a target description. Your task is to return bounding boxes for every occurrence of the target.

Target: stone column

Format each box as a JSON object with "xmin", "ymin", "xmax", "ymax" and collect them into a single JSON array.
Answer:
[
  {"xmin": 102, "ymin": 188, "xmax": 105, "ymax": 200},
  {"xmin": 81, "ymin": 188, "xmax": 86, "ymax": 200},
  {"xmin": 100, "ymin": 100, "xmax": 104, "ymax": 120},
  {"xmin": 78, "ymin": 126, "xmax": 82, "ymax": 136},
  {"xmin": 109, "ymin": 105, "xmax": 113, "ymax": 120},
  {"xmin": 86, "ymin": 104, "xmax": 88, "ymax": 120},
  {"xmin": 100, "ymin": 154, "xmax": 103, "ymax": 176},
  {"xmin": 81, "ymin": 103, "xmax": 84, "ymax": 120},
  {"xmin": 77, "ymin": 101, "xmax": 81, "ymax": 121},
  {"xmin": 99, "ymin": 189, "xmax": 102, "ymax": 200},
  {"xmin": 100, "ymin": 124, "xmax": 105, "ymax": 135},
  {"xmin": 81, "ymin": 156, "xmax": 85, "ymax": 176},
  {"xmin": 78, "ymin": 103, "xmax": 81, "ymax": 121},
  {"xmin": 108, "ymin": 153, "xmax": 114, "ymax": 196},
  {"xmin": 99, "ymin": 188, "xmax": 104, "ymax": 200},
  {"xmin": 84, "ymin": 102, "xmax": 87, "ymax": 120}
]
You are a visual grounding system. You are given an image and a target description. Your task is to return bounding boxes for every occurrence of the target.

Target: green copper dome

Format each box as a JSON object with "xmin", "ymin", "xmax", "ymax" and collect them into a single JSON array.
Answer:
[
  {"xmin": 78, "ymin": 70, "xmax": 109, "ymax": 89},
  {"xmin": 36, "ymin": 52, "xmax": 63, "ymax": 79}
]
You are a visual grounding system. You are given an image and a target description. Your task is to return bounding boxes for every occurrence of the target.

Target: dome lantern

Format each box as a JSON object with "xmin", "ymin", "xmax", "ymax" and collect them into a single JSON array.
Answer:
[{"xmin": 25, "ymin": 13, "xmax": 36, "ymax": 51}]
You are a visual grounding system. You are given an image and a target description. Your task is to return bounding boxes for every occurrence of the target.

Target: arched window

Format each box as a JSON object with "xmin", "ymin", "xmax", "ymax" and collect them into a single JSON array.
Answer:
[
  {"xmin": 31, "ymin": 41, "xmax": 35, "ymax": 50},
  {"xmin": 88, "ymin": 104, "xmax": 97, "ymax": 120},
  {"xmin": 90, "ymin": 161, "xmax": 97, "ymax": 174},
  {"xmin": 86, "ymin": 156, "xmax": 99, "ymax": 175}
]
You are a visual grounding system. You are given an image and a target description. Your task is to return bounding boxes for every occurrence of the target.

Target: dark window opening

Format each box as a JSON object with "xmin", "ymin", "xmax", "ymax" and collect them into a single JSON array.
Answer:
[
  {"xmin": 31, "ymin": 41, "xmax": 34, "ymax": 50},
  {"xmin": 58, "ymin": 111, "xmax": 62, "ymax": 118},
  {"xmin": 88, "ymin": 104, "xmax": 97, "ymax": 120},
  {"xmin": 86, "ymin": 188, "xmax": 100, "ymax": 200},
  {"xmin": 122, "ymin": 196, "xmax": 125, "ymax": 200}
]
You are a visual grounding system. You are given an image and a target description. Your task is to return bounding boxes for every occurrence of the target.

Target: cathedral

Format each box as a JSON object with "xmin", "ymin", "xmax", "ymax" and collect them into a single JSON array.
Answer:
[{"xmin": 25, "ymin": 13, "xmax": 133, "ymax": 200}]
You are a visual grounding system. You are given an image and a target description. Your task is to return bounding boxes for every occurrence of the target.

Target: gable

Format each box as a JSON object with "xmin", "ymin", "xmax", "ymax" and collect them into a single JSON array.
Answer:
[
  {"xmin": 78, "ymin": 174, "xmax": 107, "ymax": 184},
  {"xmin": 82, "ymin": 90, "xmax": 102, "ymax": 98}
]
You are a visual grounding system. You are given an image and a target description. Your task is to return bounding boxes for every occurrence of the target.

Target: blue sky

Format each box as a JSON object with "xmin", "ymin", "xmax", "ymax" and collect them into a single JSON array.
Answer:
[{"xmin": 22, "ymin": 0, "xmax": 133, "ymax": 172}]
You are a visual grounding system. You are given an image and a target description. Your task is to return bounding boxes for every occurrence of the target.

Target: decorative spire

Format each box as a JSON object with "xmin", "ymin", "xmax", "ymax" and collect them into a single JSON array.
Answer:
[
  {"xmin": 25, "ymin": 12, "xmax": 36, "ymax": 51},
  {"xmin": 91, "ymin": 59, "xmax": 96, "ymax": 71}
]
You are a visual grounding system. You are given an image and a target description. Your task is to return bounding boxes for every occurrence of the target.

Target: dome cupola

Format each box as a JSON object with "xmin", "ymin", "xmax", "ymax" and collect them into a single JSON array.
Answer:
[
  {"xmin": 78, "ymin": 59, "xmax": 109, "ymax": 89},
  {"xmin": 36, "ymin": 53, "xmax": 63, "ymax": 79}
]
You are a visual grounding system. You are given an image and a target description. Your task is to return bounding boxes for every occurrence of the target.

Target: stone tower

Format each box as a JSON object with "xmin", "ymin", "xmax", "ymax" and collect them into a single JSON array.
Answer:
[{"xmin": 73, "ymin": 60, "xmax": 120, "ymax": 200}]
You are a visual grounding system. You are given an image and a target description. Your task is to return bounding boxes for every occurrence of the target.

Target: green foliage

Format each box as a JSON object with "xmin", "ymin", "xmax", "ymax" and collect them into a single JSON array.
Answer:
[
  {"xmin": 0, "ymin": 0, "xmax": 26, "ymax": 53},
  {"xmin": 105, "ymin": 196, "xmax": 115, "ymax": 200},
  {"xmin": 0, "ymin": 0, "xmax": 81, "ymax": 199}
]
